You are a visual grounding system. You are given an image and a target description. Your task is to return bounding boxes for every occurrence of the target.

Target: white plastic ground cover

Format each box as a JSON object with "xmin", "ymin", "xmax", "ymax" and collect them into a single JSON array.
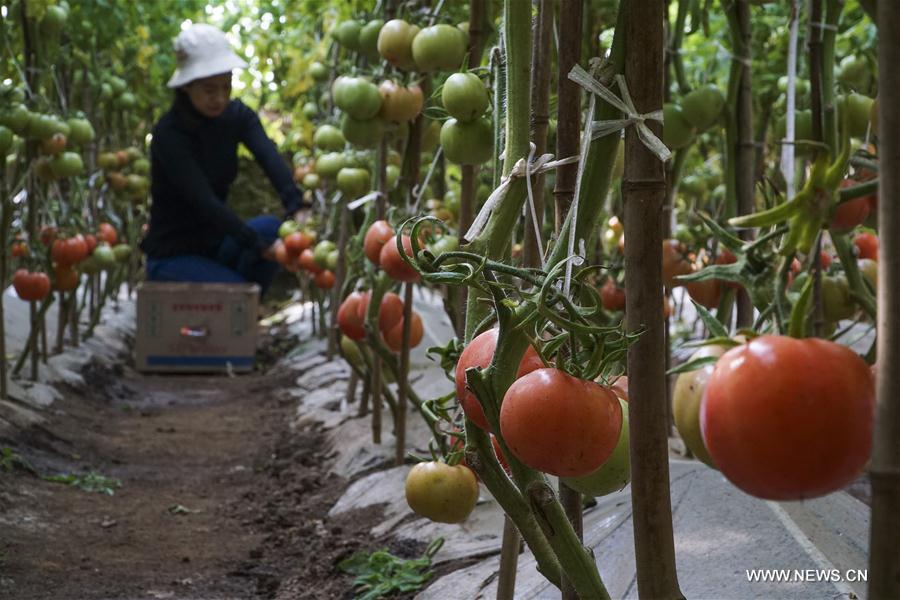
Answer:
[
  {"xmin": 418, "ymin": 462, "xmax": 870, "ymax": 600},
  {"xmin": 0, "ymin": 285, "xmax": 135, "ymax": 436}
]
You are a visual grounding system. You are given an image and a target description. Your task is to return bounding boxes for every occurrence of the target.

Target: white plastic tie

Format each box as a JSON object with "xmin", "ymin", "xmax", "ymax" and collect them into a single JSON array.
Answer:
[
  {"xmin": 523, "ymin": 142, "xmax": 546, "ymax": 269},
  {"xmin": 568, "ymin": 65, "xmax": 672, "ymax": 163},
  {"xmin": 347, "ymin": 191, "xmax": 382, "ymax": 211},
  {"xmin": 412, "ymin": 146, "xmax": 443, "ymax": 212},
  {"xmin": 464, "ymin": 153, "xmax": 578, "ymax": 242}
]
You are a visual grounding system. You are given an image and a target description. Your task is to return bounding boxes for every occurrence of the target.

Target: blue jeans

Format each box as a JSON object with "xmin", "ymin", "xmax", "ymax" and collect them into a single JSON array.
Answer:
[{"xmin": 146, "ymin": 216, "xmax": 281, "ymax": 295}]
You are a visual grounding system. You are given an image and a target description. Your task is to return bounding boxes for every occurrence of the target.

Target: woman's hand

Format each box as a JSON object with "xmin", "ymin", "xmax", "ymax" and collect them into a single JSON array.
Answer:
[{"xmin": 262, "ymin": 242, "xmax": 278, "ymax": 262}]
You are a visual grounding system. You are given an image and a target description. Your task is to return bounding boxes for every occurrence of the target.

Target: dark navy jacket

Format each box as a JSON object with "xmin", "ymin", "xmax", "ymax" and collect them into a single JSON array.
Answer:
[{"xmin": 141, "ymin": 93, "xmax": 304, "ymax": 259}]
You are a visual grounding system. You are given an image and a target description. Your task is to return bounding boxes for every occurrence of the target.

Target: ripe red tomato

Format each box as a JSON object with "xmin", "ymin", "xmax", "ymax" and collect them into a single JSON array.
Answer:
[
  {"xmin": 378, "ymin": 80, "xmax": 424, "ymax": 122},
  {"xmin": 314, "ymin": 270, "xmax": 336, "ymax": 289},
  {"xmin": 298, "ymin": 248, "xmax": 323, "ymax": 274},
  {"xmin": 53, "ymin": 266, "xmax": 80, "ymax": 292},
  {"xmin": 379, "ymin": 234, "xmax": 420, "ymax": 282},
  {"xmin": 284, "ymin": 231, "xmax": 313, "ymax": 256},
  {"xmin": 40, "ymin": 225, "xmax": 57, "ymax": 247},
  {"xmin": 273, "ymin": 240, "xmax": 289, "ymax": 266},
  {"xmin": 11, "ymin": 241, "xmax": 29, "ymax": 258},
  {"xmin": 404, "ymin": 461, "xmax": 478, "ymax": 523},
  {"xmin": 662, "ymin": 239, "xmax": 692, "ymax": 288},
  {"xmin": 701, "ymin": 335, "xmax": 874, "ymax": 500},
  {"xmin": 853, "ymin": 232, "xmax": 878, "ymax": 260},
  {"xmin": 12, "ymin": 269, "xmax": 51, "ymax": 301},
  {"xmin": 599, "ymin": 278, "xmax": 625, "ymax": 311},
  {"xmin": 364, "ymin": 220, "xmax": 395, "ymax": 264},
  {"xmin": 714, "ymin": 249, "xmax": 740, "ymax": 290},
  {"xmin": 51, "ymin": 235, "xmax": 89, "ymax": 267},
  {"xmin": 337, "ymin": 291, "xmax": 368, "ymax": 340},
  {"xmin": 375, "ymin": 291, "xmax": 404, "ymax": 333},
  {"xmin": 384, "ymin": 311, "xmax": 424, "ymax": 352},
  {"xmin": 610, "ymin": 375, "xmax": 628, "ymax": 402},
  {"xmin": 97, "ymin": 222, "xmax": 118, "ymax": 245},
  {"xmin": 684, "ymin": 270, "xmax": 722, "ymax": 309},
  {"xmin": 500, "ymin": 368, "xmax": 623, "ymax": 477},
  {"xmin": 831, "ymin": 180, "xmax": 871, "ymax": 232},
  {"xmin": 40, "ymin": 132, "xmax": 67, "ymax": 155},
  {"xmin": 455, "ymin": 329, "xmax": 544, "ymax": 431},
  {"xmin": 83, "ymin": 234, "xmax": 98, "ymax": 254}
]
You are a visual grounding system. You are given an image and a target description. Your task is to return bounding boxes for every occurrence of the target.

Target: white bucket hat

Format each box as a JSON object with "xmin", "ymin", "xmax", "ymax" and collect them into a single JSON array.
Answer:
[{"xmin": 167, "ymin": 24, "xmax": 247, "ymax": 88}]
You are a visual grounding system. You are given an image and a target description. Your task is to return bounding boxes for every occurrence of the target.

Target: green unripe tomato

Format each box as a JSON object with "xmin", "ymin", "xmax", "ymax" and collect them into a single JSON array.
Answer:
[
  {"xmin": 313, "ymin": 240, "xmax": 336, "ymax": 269},
  {"xmin": 278, "ymin": 220, "xmax": 300, "ymax": 238},
  {"xmin": 440, "ymin": 117, "xmax": 493, "ymax": 165},
  {"xmin": 411, "ymin": 25, "xmax": 466, "ymax": 72},
  {"xmin": 314, "ymin": 124, "xmax": 346, "ymax": 151},
  {"xmin": 442, "ymin": 73, "xmax": 489, "ymax": 122},
  {"xmin": 386, "ymin": 164, "xmax": 400, "ymax": 188},
  {"xmin": 562, "ymin": 398, "xmax": 631, "ymax": 496},
  {"xmin": 310, "ymin": 61, "xmax": 329, "ymax": 82},
  {"xmin": 358, "ymin": 19, "xmax": 384, "ymax": 60},
  {"xmin": 336, "ymin": 167, "xmax": 371, "ymax": 199},
  {"xmin": 92, "ymin": 244, "xmax": 117, "ymax": 269},
  {"xmin": 315, "ymin": 152, "xmax": 346, "ymax": 178},
  {"xmin": 112, "ymin": 244, "xmax": 132, "ymax": 262},
  {"xmin": 662, "ymin": 103, "xmax": 695, "ymax": 150},
  {"xmin": 303, "ymin": 101, "xmax": 319, "ymax": 119},
  {"xmin": 66, "ymin": 117, "xmax": 95, "ymax": 146},
  {"xmin": 341, "ymin": 114, "xmax": 382, "ymax": 149},
  {"xmin": 302, "ymin": 172, "xmax": 321, "ymax": 189},
  {"xmin": 332, "ymin": 20, "xmax": 363, "ymax": 51},
  {"xmin": 680, "ymin": 85, "xmax": 725, "ymax": 132},
  {"xmin": 0, "ymin": 126, "xmax": 12, "ymax": 156}
]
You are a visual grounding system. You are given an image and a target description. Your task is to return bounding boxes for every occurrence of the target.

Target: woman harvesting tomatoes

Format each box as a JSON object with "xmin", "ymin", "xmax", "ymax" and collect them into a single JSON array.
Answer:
[{"xmin": 141, "ymin": 24, "xmax": 309, "ymax": 294}]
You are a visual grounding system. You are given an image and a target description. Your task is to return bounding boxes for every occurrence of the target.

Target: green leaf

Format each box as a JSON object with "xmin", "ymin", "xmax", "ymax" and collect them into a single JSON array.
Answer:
[
  {"xmin": 691, "ymin": 300, "xmax": 730, "ymax": 339},
  {"xmin": 666, "ymin": 355, "xmax": 720, "ymax": 375}
]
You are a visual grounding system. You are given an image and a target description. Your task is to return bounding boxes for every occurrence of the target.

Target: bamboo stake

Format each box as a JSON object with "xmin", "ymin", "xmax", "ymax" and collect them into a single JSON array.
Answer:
[
  {"xmin": 624, "ymin": 1, "xmax": 683, "ymax": 598},
  {"xmin": 553, "ymin": 0, "xmax": 582, "ymax": 232},
  {"xmin": 372, "ymin": 140, "xmax": 389, "ymax": 445},
  {"xmin": 868, "ymin": 2, "xmax": 900, "ymax": 597},
  {"xmin": 344, "ymin": 370, "xmax": 359, "ymax": 406},
  {"xmin": 559, "ymin": 483, "xmax": 583, "ymax": 600},
  {"xmin": 734, "ymin": 0, "xmax": 755, "ymax": 328},
  {"xmin": 55, "ymin": 290, "xmax": 66, "ymax": 354},
  {"xmin": 0, "ymin": 173, "xmax": 9, "ymax": 399},
  {"xmin": 522, "ymin": 0, "xmax": 553, "ymax": 269},
  {"xmin": 395, "ymin": 282, "xmax": 413, "ymax": 466},
  {"xmin": 69, "ymin": 289, "xmax": 79, "ymax": 347},
  {"xmin": 331, "ymin": 201, "xmax": 350, "ymax": 355},
  {"xmin": 456, "ymin": 0, "xmax": 487, "ymax": 337},
  {"xmin": 496, "ymin": 515, "xmax": 521, "ymax": 600}
]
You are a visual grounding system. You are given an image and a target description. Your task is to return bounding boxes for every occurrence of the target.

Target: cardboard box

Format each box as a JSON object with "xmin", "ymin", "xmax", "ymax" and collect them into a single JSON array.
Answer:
[{"xmin": 135, "ymin": 282, "xmax": 259, "ymax": 373}]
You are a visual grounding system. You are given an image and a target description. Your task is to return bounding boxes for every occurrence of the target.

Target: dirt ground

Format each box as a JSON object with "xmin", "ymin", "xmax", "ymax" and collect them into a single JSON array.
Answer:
[{"xmin": 0, "ymin": 329, "xmax": 401, "ymax": 600}]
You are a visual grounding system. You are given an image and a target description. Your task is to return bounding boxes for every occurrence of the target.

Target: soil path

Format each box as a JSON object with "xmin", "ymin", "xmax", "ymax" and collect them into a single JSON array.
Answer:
[{"xmin": 0, "ymin": 340, "xmax": 378, "ymax": 600}]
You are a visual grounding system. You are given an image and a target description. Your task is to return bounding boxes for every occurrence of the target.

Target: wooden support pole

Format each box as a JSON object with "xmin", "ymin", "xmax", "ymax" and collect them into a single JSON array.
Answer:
[
  {"xmin": 553, "ymin": 0, "xmax": 583, "ymax": 233},
  {"xmin": 868, "ymin": 2, "xmax": 900, "ymax": 597},
  {"xmin": 395, "ymin": 282, "xmax": 413, "ymax": 466},
  {"xmin": 624, "ymin": 1, "xmax": 684, "ymax": 598}
]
